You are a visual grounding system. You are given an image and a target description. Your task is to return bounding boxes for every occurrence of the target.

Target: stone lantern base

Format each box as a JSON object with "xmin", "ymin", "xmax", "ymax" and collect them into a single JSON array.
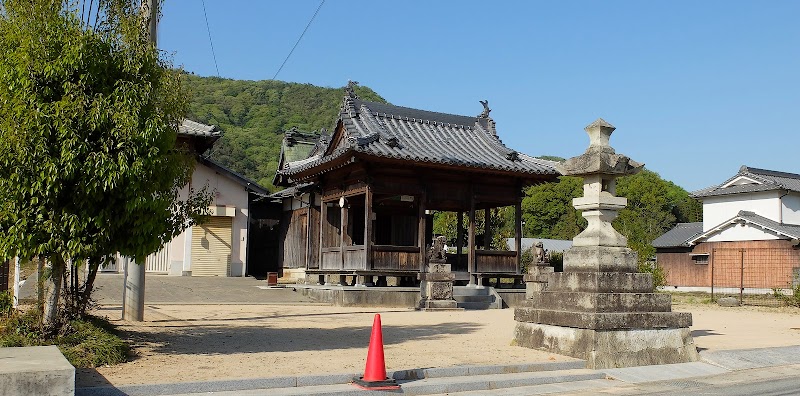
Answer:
[
  {"xmin": 514, "ymin": 247, "xmax": 699, "ymax": 369},
  {"xmin": 513, "ymin": 323, "xmax": 698, "ymax": 368}
]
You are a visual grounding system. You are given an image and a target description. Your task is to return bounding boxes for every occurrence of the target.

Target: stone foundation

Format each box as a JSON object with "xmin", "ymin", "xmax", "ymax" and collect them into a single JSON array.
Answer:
[{"xmin": 514, "ymin": 322, "xmax": 699, "ymax": 369}]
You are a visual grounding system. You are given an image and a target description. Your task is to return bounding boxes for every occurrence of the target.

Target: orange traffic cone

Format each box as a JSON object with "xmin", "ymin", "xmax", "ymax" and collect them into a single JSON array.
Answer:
[{"xmin": 352, "ymin": 314, "xmax": 400, "ymax": 390}]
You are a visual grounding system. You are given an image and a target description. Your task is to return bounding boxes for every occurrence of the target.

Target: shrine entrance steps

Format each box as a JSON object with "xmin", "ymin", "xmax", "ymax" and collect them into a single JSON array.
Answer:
[{"xmin": 453, "ymin": 286, "xmax": 502, "ymax": 310}]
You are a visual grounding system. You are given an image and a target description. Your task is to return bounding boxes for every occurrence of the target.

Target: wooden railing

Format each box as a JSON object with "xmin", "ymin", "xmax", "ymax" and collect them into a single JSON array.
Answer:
[
  {"xmin": 475, "ymin": 250, "xmax": 518, "ymax": 273},
  {"xmin": 321, "ymin": 246, "xmax": 367, "ymax": 270},
  {"xmin": 372, "ymin": 245, "xmax": 420, "ymax": 271}
]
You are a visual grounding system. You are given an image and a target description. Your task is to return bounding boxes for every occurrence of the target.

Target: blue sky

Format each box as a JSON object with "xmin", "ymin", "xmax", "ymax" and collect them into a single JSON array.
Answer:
[{"xmin": 159, "ymin": 0, "xmax": 799, "ymax": 192}]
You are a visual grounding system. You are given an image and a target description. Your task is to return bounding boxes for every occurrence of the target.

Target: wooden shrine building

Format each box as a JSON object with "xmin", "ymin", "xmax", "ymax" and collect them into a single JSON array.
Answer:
[{"xmin": 273, "ymin": 85, "xmax": 559, "ymax": 285}]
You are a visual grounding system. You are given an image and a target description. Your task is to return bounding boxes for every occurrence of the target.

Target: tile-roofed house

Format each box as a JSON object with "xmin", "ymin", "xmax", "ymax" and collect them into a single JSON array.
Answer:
[
  {"xmin": 691, "ymin": 165, "xmax": 800, "ymax": 198},
  {"xmin": 272, "ymin": 83, "xmax": 561, "ymax": 287},
  {"xmin": 178, "ymin": 119, "xmax": 223, "ymax": 154},
  {"xmin": 651, "ymin": 222, "xmax": 702, "ymax": 248},
  {"xmin": 654, "ymin": 165, "xmax": 800, "ymax": 293},
  {"xmin": 101, "ymin": 119, "xmax": 276, "ymax": 280}
]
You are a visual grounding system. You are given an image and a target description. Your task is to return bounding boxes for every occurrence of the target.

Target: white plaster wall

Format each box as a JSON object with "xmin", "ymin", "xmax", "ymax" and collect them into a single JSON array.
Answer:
[
  {"xmin": 283, "ymin": 194, "xmax": 310, "ymax": 211},
  {"xmin": 702, "ymin": 191, "xmax": 780, "ymax": 231},
  {"xmin": 167, "ymin": 163, "xmax": 250, "ymax": 276},
  {"xmin": 782, "ymin": 193, "xmax": 800, "ymax": 225},
  {"xmin": 706, "ymin": 223, "xmax": 781, "ymax": 242}
]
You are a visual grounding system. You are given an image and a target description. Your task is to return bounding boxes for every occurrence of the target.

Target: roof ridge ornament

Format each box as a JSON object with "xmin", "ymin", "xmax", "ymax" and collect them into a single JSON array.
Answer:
[
  {"xmin": 345, "ymin": 80, "xmax": 360, "ymax": 99},
  {"xmin": 478, "ymin": 100, "xmax": 491, "ymax": 118}
]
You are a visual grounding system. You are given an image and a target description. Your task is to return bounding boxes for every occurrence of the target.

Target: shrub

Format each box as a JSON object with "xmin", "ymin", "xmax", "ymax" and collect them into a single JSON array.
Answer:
[
  {"xmin": 0, "ymin": 310, "xmax": 128, "ymax": 367},
  {"xmin": 772, "ymin": 284, "xmax": 800, "ymax": 308},
  {"xmin": 638, "ymin": 260, "xmax": 668, "ymax": 288},
  {"xmin": 0, "ymin": 291, "xmax": 13, "ymax": 318}
]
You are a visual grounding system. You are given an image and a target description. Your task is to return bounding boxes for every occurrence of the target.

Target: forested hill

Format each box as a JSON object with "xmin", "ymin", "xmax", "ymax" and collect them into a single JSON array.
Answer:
[{"xmin": 183, "ymin": 74, "xmax": 386, "ymax": 191}]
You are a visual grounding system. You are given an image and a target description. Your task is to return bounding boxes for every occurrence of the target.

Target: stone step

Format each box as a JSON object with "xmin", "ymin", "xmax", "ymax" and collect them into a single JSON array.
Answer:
[
  {"xmin": 452, "ymin": 286, "xmax": 491, "ymax": 296},
  {"xmin": 515, "ymin": 307, "xmax": 693, "ymax": 330},
  {"xmin": 457, "ymin": 301, "xmax": 494, "ymax": 310},
  {"xmin": 206, "ymin": 368, "xmax": 603, "ymax": 396},
  {"xmin": 546, "ymin": 272, "xmax": 655, "ymax": 293},
  {"xmin": 454, "ymin": 294, "xmax": 493, "ymax": 303},
  {"xmin": 77, "ymin": 361, "xmax": 594, "ymax": 396},
  {"xmin": 524, "ymin": 291, "xmax": 673, "ymax": 313}
]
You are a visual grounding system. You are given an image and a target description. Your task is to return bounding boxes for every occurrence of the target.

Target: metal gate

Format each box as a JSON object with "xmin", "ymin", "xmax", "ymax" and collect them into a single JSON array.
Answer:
[
  {"xmin": 711, "ymin": 248, "xmax": 800, "ymax": 306},
  {"xmin": 145, "ymin": 241, "xmax": 171, "ymax": 273}
]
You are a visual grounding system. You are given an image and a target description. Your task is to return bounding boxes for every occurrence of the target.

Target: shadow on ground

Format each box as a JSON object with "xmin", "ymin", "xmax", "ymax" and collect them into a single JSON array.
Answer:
[{"xmin": 118, "ymin": 321, "xmax": 483, "ymax": 356}]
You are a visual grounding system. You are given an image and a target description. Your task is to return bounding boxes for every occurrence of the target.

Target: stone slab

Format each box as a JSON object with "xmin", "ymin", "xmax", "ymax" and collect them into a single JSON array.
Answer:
[
  {"xmin": 700, "ymin": 345, "xmax": 800, "ymax": 370},
  {"xmin": 546, "ymin": 272, "xmax": 654, "ymax": 293},
  {"xmin": 418, "ymin": 272, "xmax": 455, "ymax": 281},
  {"xmin": 0, "ymin": 346, "xmax": 75, "ymax": 396},
  {"xmin": 514, "ymin": 322, "xmax": 699, "ymax": 369},
  {"xmin": 563, "ymin": 246, "xmax": 638, "ymax": 273},
  {"xmin": 524, "ymin": 291, "xmax": 673, "ymax": 313},
  {"xmin": 514, "ymin": 307, "xmax": 692, "ymax": 330},
  {"xmin": 602, "ymin": 361, "xmax": 728, "ymax": 383}
]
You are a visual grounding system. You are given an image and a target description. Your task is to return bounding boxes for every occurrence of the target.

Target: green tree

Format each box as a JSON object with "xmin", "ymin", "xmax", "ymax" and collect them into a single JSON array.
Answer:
[
  {"xmin": 0, "ymin": 0, "xmax": 209, "ymax": 329},
  {"xmin": 521, "ymin": 176, "xmax": 585, "ymax": 240},
  {"xmin": 182, "ymin": 75, "xmax": 386, "ymax": 191}
]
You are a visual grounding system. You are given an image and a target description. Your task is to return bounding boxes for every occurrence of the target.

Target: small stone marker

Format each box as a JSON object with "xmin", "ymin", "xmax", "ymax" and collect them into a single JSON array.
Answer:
[{"xmin": 717, "ymin": 297, "xmax": 740, "ymax": 307}]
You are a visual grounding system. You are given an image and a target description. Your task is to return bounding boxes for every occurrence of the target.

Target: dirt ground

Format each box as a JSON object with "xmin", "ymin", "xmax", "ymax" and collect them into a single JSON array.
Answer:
[{"xmin": 76, "ymin": 300, "xmax": 800, "ymax": 388}]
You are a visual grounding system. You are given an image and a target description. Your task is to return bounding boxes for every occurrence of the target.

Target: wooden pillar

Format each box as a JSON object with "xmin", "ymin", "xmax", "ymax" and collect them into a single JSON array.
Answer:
[
  {"xmin": 457, "ymin": 211, "xmax": 464, "ymax": 259},
  {"xmin": 305, "ymin": 192, "xmax": 314, "ymax": 270},
  {"xmin": 515, "ymin": 199, "xmax": 522, "ymax": 275},
  {"xmin": 483, "ymin": 208, "xmax": 491, "ymax": 250},
  {"xmin": 318, "ymin": 195, "xmax": 327, "ymax": 269},
  {"xmin": 364, "ymin": 187, "xmax": 373, "ymax": 270},
  {"xmin": 340, "ymin": 197, "xmax": 347, "ymax": 269},
  {"xmin": 468, "ymin": 194, "xmax": 476, "ymax": 285},
  {"xmin": 418, "ymin": 190, "xmax": 427, "ymax": 272}
]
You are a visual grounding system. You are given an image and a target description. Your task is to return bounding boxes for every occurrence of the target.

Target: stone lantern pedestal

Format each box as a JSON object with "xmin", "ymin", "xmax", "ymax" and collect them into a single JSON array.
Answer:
[{"xmin": 514, "ymin": 119, "xmax": 699, "ymax": 369}]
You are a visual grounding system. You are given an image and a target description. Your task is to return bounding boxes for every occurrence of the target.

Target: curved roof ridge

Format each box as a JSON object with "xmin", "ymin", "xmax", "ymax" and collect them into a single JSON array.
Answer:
[
  {"xmin": 360, "ymin": 99, "xmax": 478, "ymax": 129},
  {"xmin": 742, "ymin": 166, "xmax": 800, "ymax": 180}
]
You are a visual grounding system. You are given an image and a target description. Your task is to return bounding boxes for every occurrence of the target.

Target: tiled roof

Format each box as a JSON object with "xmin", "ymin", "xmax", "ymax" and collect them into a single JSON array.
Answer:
[
  {"xmin": 179, "ymin": 119, "xmax": 222, "ymax": 138},
  {"xmin": 652, "ymin": 222, "xmax": 703, "ymax": 248},
  {"xmin": 692, "ymin": 166, "xmax": 800, "ymax": 198},
  {"xmin": 277, "ymin": 94, "xmax": 559, "ymax": 180},
  {"xmin": 686, "ymin": 211, "xmax": 800, "ymax": 245}
]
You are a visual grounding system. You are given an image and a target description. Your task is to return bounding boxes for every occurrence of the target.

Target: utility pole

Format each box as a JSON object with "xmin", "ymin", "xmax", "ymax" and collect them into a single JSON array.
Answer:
[{"xmin": 123, "ymin": 0, "xmax": 158, "ymax": 322}]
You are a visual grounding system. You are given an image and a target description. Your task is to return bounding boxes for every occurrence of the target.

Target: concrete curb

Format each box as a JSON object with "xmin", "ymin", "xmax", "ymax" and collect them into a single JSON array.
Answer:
[{"xmin": 75, "ymin": 361, "xmax": 585, "ymax": 396}]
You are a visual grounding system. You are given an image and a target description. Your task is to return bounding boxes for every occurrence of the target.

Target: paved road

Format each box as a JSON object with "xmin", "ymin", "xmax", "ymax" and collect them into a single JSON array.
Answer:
[{"xmin": 20, "ymin": 272, "xmax": 317, "ymax": 305}]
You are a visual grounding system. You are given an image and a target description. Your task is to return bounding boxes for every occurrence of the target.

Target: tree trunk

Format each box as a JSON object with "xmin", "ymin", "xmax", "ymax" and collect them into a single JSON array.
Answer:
[
  {"xmin": 78, "ymin": 257, "xmax": 101, "ymax": 317},
  {"xmin": 36, "ymin": 257, "xmax": 44, "ymax": 317},
  {"xmin": 43, "ymin": 255, "xmax": 65, "ymax": 330}
]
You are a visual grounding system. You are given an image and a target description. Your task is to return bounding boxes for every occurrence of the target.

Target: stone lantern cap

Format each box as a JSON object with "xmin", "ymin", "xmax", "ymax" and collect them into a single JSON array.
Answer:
[{"xmin": 556, "ymin": 118, "xmax": 644, "ymax": 177}]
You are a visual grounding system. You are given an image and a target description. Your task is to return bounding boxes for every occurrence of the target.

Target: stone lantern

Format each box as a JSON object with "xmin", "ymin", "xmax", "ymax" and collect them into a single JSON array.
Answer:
[{"xmin": 513, "ymin": 119, "xmax": 699, "ymax": 369}]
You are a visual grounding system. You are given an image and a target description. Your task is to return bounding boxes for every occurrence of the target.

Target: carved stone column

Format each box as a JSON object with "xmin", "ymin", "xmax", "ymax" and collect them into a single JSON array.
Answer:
[
  {"xmin": 418, "ymin": 237, "xmax": 461, "ymax": 311},
  {"xmin": 513, "ymin": 119, "xmax": 699, "ymax": 369}
]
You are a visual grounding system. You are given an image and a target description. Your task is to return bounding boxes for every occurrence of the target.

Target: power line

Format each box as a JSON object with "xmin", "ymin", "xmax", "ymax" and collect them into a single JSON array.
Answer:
[
  {"xmin": 272, "ymin": 0, "xmax": 325, "ymax": 80},
  {"xmin": 201, "ymin": 0, "xmax": 220, "ymax": 76}
]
